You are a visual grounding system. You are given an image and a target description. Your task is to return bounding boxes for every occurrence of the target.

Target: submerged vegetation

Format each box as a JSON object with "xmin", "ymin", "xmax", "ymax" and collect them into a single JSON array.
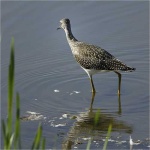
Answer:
[{"xmin": 2, "ymin": 38, "xmax": 112, "ymax": 149}]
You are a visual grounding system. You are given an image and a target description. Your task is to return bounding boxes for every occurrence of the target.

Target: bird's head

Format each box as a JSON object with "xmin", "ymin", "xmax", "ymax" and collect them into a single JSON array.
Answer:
[{"xmin": 57, "ymin": 18, "xmax": 71, "ymax": 31}]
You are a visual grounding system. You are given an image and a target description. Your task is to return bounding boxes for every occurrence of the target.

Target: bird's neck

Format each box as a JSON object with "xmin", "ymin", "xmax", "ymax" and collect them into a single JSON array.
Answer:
[{"xmin": 65, "ymin": 27, "xmax": 77, "ymax": 44}]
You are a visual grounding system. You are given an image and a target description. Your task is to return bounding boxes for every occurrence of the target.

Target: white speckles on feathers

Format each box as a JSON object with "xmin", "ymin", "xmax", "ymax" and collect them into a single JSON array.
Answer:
[{"xmin": 69, "ymin": 42, "xmax": 135, "ymax": 71}]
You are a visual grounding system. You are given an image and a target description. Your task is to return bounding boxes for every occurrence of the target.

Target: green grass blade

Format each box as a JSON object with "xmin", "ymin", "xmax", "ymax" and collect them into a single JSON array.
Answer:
[
  {"xmin": 94, "ymin": 109, "xmax": 100, "ymax": 126},
  {"xmin": 14, "ymin": 93, "xmax": 21, "ymax": 149},
  {"xmin": 2, "ymin": 120, "xmax": 7, "ymax": 148},
  {"xmin": 2, "ymin": 120, "xmax": 6, "ymax": 139},
  {"xmin": 41, "ymin": 138, "xmax": 46, "ymax": 150},
  {"xmin": 102, "ymin": 124, "xmax": 112, "ymax": 150},
  {"xmin": 6, "ymin": 37, "xmax": 15, "ymax": 149},
  {"xmin": 10, "ymin": 133, "xmax": 14, "ymax": 146},
  {"xmin": 31, "ymin": 124, "xmax": 42, "ymax": 150},
  {"xmin": 86, "ymin": 138, "xmax": 92, "ymax": 150},
  {"xmin": 8, "ymin": 37, "xmax": 15, "ymax": 111}
]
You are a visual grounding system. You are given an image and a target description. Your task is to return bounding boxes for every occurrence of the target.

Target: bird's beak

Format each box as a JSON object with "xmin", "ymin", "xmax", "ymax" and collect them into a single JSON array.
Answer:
[{"xmin": 57, "ymin": 27, "xmax": 61, "ymax": 30}]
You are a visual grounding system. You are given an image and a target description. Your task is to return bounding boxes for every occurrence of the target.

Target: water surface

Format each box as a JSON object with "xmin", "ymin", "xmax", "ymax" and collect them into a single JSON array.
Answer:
[{"xmin": 1, "ymin": 1, "xmax": 149, "ymax": 149}]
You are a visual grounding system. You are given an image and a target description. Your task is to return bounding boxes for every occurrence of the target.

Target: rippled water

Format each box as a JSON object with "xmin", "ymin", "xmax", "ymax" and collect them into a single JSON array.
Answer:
[{"xmin": 1, "ymin": 1, "xmax": 149, "ymax": 149}]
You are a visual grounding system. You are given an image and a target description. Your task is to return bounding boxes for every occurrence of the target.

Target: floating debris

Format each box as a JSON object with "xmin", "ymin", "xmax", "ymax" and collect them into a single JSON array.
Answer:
[
  {"xmin": 28, "ymin": 115, "xmax": 45, "ymax": 121},
  {"xmin": 54, "ymin": 123, "xmax": 66, "ymax": 127},
  {"xmin": 48, "ymin": 119, "xmax": 55, "ymax": 123},
  {"xmin": 82, "ymin": 137, "xmax": 91, "ymax": 140},
  {"xmin": 49, "ymin": 116, "xmax": 67, "ymax": 128},
  {"xmin": 73, "ymin": 91, "xmax": 80, "ymax": 94},
  {"xmin": 26, "ymin": 111, "xmax": 40, "ymax": 115},
  {"xmin": 62, "ymin": 114, "xmax": 68, "ymax": 118},
  {"xmin": 50, "ymin": 122, "xmax": 66, "ymax": 127},
  {"xmin": 69, "ymin": 91, "xmax": 80, "ymax": 95},
  {"xmin": 54, "ymin": 89, "xmax": 60, "ymax": 92},
  {"xmin": 60, "ymin": 113, "xmax": 71, "ymax": 119},
  {"xmin": 147, "ymin": 145, "xmax": 150, "ymax": 147},
  {"xmin": 74, "ymin": 146, "xmax": 78, "ymax": 149},
  {"xmin": 20, "ymin": 111, "xmax": 46, "ymax": 121},
  {"xmin": 102, "ymin": 139, "xmax": 115, "ymax": 142}
]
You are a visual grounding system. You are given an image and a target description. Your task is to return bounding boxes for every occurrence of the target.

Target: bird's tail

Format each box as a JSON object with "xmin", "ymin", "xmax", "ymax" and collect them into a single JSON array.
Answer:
[{"xmin": 125, "ymin": 66, "xmax": 136, "ymax": 72}]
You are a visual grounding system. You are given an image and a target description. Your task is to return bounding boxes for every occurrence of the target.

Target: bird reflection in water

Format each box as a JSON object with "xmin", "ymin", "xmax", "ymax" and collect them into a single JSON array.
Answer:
[{"xmin": 62, "ymin": 93, "xmax": 132, "ymax": 149}]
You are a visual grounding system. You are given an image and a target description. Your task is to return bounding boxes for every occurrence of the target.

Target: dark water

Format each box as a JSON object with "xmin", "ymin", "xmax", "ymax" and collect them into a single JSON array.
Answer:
[{"xmin": 1, "ymin": 1, "xmax": 149, "ymax": 149}]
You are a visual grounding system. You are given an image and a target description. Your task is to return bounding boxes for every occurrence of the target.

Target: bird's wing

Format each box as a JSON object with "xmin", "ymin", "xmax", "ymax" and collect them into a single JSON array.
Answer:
[
  {"xmin": 72, "ymin": 42, "xmax": 135, "ymax": 71},
  {"xmin": 73, "ymin": 42, "xmax": 115, "ymax": 60},
  {"xmin": 74, "ymin": 54, "xmax": 134, "ymax": 71}
]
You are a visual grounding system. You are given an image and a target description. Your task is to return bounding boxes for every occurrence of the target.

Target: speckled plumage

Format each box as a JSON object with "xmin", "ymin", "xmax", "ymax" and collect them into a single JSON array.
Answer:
[
  {"xmin": 58, "ymin": 18, "xmax": 135, "ymax": 94},
  {"xmin": 72, "ymin": 43, "xmax": 134, "ymax": 71}
]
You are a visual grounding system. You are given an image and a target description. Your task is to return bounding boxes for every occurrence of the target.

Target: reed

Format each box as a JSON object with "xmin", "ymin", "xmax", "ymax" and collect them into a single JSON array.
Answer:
[
  {"xmin": 103, "ymin": 124, "xmax": 112, "ymax": 150},
  {"xmin": 2, "ymin": 37, "xmax": 45, "ymax": 149},
  {"xmin": 31, "ymin": 123, "xmax": 45, "ymax": 150},
  {"xmin": 94, "ymin": 109, "xmax": 100, "ymax": 126},
  {"xmin": 2, "ymin": 37, "xmax": 15, "ymax": 149},
  {"xmin": 86, "ymin": 137, "xmax": 92, "ymax": 150}
]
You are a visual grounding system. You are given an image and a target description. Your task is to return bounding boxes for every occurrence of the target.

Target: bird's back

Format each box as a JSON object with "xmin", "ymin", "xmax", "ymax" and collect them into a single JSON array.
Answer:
[{"xmin": 70, "ymin": 41, "xmax": 135, "ymax": 71}]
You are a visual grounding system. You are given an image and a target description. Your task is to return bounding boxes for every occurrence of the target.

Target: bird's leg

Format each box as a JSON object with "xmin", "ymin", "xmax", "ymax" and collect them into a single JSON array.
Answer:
[
  {"xmin": 114, "ymin": 71, "xmax": 121, "ymax": 95},
  {"xmin": 90, "ymin": 92, "xmax": 96, "ymax": 111},
  {"xmin": 89, "ymin": 75, "xmax": 96, "ymax": 93},
  {"xmin": 118, "ymin": 94, "xmax": 122, "ymax": 115}
]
